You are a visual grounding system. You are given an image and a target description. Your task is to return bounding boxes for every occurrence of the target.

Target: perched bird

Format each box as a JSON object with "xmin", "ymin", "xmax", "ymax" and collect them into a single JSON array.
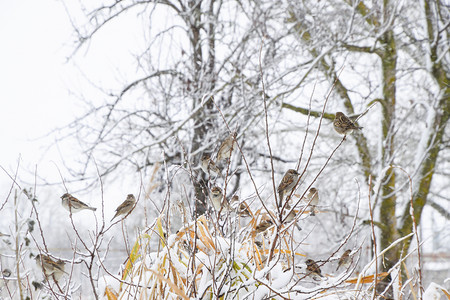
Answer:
[
  {"xmin": 283, "ymin": 203, "xmax": 296, "ymax": 223},
  {"xmin": 284, "ymin": 211, "xmax": 296, "ymax": 223},
  {"xmin": 333, "ymin": 112, "xmax": 362, "ymax": 135},
  {"xmin": 238, "ymin": 202, "xmax": 251, "ymax": 217},
  {"xmin": 210, "ymin": 186, "xmax": 225, "ymax": 212},
  {"xmin": 111, "ymin": 194, "xmax": 136, "ymax": 221},
  {"xmin": 254, "ymin": 219, "xmax": 274, "ymax": 234},
  {"xmin": 35, "ymin": 254, "xmax": 66, "ymax": 281},
  {"xmin": 2, "ymin": 269, "xmax": 11, "ymax": 277},
  {"xmin": 277, "ymin": 169, "xmax": 300, "ymax": 207},
  {"xmin": 216, "ymin": 131, "xmax": 237, "ymax": 161},
  {"xmin": 231, "ymin": 195, "xmax": 251, "ymax": 217},
  {"xmin": 230, "ymin": 195, "xmax": 239, "ymax": 204},
  {"xmin": 254, "ymin": 240, "xmax": 263, "ymax": 249},
  {"xmin": 336, "ymin": 249, "xmax": 352, "ymax": 271},
  {"xmin": 283, "ymin": 204, "xmax": 302, "ymax": 231},
  {"xmin": 306, "ymin": 187, "xmax": 319, "ymax": 216},
  {"xmin": 200, "ymin": 154, "xmax": 222, "ymax": 178},
  {"xmin": 253, "ymin": 241, "xmax": 267, "ymax": 264},
  {"xmin": 61, "ymin": 193, "xmax": 96, "ymax": 213},
  {"xmin": 305, "ymin": 259, "xmax": 324, "ymax": 278}
]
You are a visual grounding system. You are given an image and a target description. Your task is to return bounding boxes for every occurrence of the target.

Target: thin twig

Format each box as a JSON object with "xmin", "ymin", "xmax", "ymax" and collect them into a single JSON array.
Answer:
[
  {"xmin": 296, "ymin": 79, "xmax": 317, "ymax": 170},
  {"xmin": 209, "ymin": 96, "xmax": 274, "ymax": 224},
  {"xmin": 0, "ymin": 159, "xmax": 22, "ymax": 211},
  {"xmin": 367, "ymin": 175, "xmax": 378, "ymax": 300},
  {"xmin": 392, "ymin": 165, "xmax": 424, "ymax": 297},
  {"xmin": 282, "ymin": 67, "xmax": 345, "ymax": 220},
  {"xmin": 258, "ymin": 37, "xmax": 278, "ymax": 214}
]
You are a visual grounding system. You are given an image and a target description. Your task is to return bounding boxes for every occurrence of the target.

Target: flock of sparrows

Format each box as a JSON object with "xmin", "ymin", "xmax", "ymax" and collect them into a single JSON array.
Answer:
[
  {"xmin": 199, "ymin": 130, "xmax": 246, "ymax": 215},
  {"xmin": 204, "ymin": 112, "xmax": 361, "ymax": 214},
  {"xmin": 281, "ymin": 112, "xmax": 360, "ymax": 278},
  {"xmin": 277, "ymin": 171, "xmax": 319, "ymax": 214},
  {"xmin": 33, "ymin": 112, "xmax": 360, "ymax": 282},
  {"xmin": 34, "ymin": 193, "xmax": 137, "ymax": 281},
  {"xmin": 200, "ymin": 131, "xmax": 237, "ymax": 179},
  {"xmin": 304, "ymin": 113, "xmax": 359, "ymax": 277},
  {"xmin": 267, "ymin": 168, "xmax": 353, "ymax": 278},
  {"xmin": 200, "ymin": 112, "xmax": 361, "ymax": 279}
]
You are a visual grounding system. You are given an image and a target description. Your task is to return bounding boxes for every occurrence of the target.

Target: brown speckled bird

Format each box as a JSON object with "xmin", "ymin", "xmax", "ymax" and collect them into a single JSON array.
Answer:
[
  {"xmin": 333, "ymin": 112, "xmax": 362, "ymax": 135},
  {"xmin": 306, "ymin": 259, "xmax": 324, "ymax": 278},
  {"xmin": 238, "ymin": 202, "xmax": 251, "ymax": 217},
  {"xmin": 210, "ymin": 186, "xmax": 227, "ymax": 212},
  {"xmin": 254, "ymin": 219, "xmax": 274, "ymax": 234},
  {"xmin": 35, "ymin": 254, "xmax": 66, "ymax": 281},
  {"xmin": 217, "ymin": 131, "xmax": 237, "ymax": 161},
  {"xmin": 61, "ymin": 193, "xmax": 96, "ymax": 213},
  {"xmin": 231, "ymin": 195, "xmax": 251, "ymax": 217},
  {"xmin": 277, "ymin": 169, "xmax": 299, "ymax": 207},
  {"xmin": 200, "ymin": 154, "xmax": 222, "ymax": 178},
  {"xmin": 336, "ymin": 249, "xmax": 352, "ymax": 271},
  {"xmin": 111, "ymin": 194, "xmax": 136, "ymax": 221},
  {"xmin": 306, "ymin": 187, "xmax": 319, "ymax": 216},
  {"xmin": 230, "ymin": 195, "xmax": 239, "ymax": 204},
  {"xmin": 283, "ymin": 203, "xmax": 296, "ymax": 223}
]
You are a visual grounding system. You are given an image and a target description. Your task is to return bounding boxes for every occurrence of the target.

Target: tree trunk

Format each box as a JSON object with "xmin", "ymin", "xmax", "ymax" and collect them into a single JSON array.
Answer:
[{"xmin": 377, "ymin": 24, "xmax": 399, "ymax": 297}]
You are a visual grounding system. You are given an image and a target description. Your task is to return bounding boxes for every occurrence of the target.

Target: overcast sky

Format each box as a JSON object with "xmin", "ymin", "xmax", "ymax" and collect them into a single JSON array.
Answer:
[
  {"xmin": 0, "ymin": 0, "xmax": 136, "ymax": 183},
  {"xmin": 0, "ymin": 1, "xmax": 76, "ymax": 178}
]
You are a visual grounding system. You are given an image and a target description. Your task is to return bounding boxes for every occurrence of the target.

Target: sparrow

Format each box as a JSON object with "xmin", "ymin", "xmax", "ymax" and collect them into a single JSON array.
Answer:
[
  {"xmin": 61, "ymin": 193, "xmax": 97, "ymax": 213},
  {"xmin": 230, "ymin": 195, "xmax": 239, "ymax": 204},
  {"xmin": 282, "ymin": 203, "xmax": 303, "ymax": 230},
  {"xmin": 336, "ymin": 249, "xmax": 352, "ymax": 271},
  {"xmin": 253, "ymin": 241, "xmax": 267, "ymax": 264},
  {"xmin": 216, "ymin": 131, "xmax": 237, "ymax": 161},
  {"xmin": 230, "ymin": 195, "xmax": 251, "ymax": 217},
  {"xmin": 111, "ymin": 194, "xmax": 136, "ymax": 221},
  {"xmin": 35, "ymin": 254, "xmax": 66, "ymax": 281},
  {"xmin": 283, "ymin": 203, "xmax": 296, "ymax": 223},
  {"xmin": 210, "ymin": 186, "xmax": 227, "ymax": 212},
  {"xmin": 238, "ymin": 202, "xmax": 251, "ymax": 217},
  {"xmin": 306, "ymin": 187, "xmax": 319, "ymax": 216},
  {"xmin": 305, "ymin": 259, "xmax": 324, "ymax": 278},
  {"xmin": 277, "ymin": 169, "xmax": 300, "ymax": 207},
  {"xmin": 2, "ymin": 269, "xmax": 11, "ymax": 277},
  {"xmin": 254, "ymin": 240, "xmax": 263, "ymax": 249},
  {"xmin": 254, "ymin": 219, "xmax": 274, "ymax": 234},
  {"xmin": 333, "ymin": 112, "xmax": 362, "ymax": 135},
  {"xmin": 200, "ymin": 154, "xmax": 222, "ymax": 178}
]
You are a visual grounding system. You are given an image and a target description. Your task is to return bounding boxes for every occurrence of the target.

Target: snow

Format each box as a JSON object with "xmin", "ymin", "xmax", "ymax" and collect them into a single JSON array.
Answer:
[
  {"xmin": 98, "ymin": 275, "xmax": 121, "ymax": 298},
  {"xmin": 423, "ymin": 282, "xmax": 449, "ymax": 300}
]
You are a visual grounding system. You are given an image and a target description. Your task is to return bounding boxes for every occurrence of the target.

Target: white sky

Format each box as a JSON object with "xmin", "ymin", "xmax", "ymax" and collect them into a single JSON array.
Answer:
[
  {"xmin": 0, "ymin": 1, "xmax": 76, "ymax": 172},
  {"xmin": 0, "ymin": 0, "xmax": 140, "ymax": 182}
]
